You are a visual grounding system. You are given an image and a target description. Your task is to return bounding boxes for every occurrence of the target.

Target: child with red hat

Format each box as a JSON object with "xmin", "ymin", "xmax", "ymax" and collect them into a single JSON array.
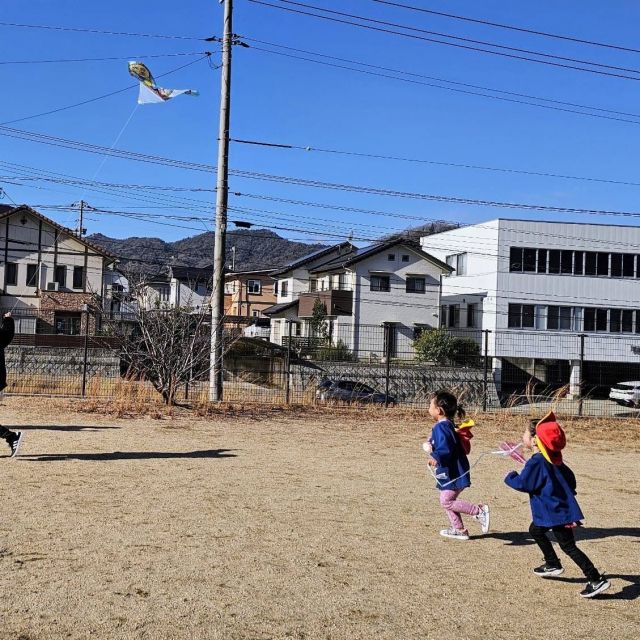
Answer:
[{"xmin": 504, "ymin": 412, "xmax": 610, "ymax": 598}]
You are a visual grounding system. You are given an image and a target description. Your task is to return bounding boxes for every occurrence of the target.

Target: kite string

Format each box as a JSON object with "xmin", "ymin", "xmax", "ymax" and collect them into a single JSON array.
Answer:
[
  {"xmin": 91, "ymin": 102, "xmax": 139, "ymax": 181},
  {"xmin": 426, "ymin": 443, "xmax": 524, "ymax": 489}
]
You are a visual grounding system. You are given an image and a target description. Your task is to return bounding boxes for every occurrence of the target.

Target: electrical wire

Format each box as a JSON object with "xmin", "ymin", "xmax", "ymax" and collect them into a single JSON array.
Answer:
[
  {"xmin": 0, "ymin": 51, "xmax": 213, "ymax": 65},
  {"xmin": 272, "ymin": 0, "xmax": 640, "ymax": 76},
  {"xmin": 370, "ymin": 1, "xmax": 640, "ymax": 56},
  {"xmin": 250, "ymin": 0, "xmax": 640, "ymax": 81}
]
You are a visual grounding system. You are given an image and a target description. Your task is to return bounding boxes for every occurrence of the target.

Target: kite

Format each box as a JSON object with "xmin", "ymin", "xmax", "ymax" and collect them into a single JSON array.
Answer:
[{"xmin": 128, "ymin": 61, "xmax": 199, "ymax": 104}]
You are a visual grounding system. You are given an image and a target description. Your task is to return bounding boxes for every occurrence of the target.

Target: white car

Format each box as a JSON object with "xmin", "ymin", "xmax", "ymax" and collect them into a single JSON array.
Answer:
[{"xmin": 609, "ymin": 381, "xmax": 640, "ymax": 407}]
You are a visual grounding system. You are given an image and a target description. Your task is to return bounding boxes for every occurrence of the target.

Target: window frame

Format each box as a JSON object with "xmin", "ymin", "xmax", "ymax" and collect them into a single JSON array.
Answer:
[
  {"xmin": 72, "ymin": 265, "xmax": 84, "ymax": 290},
  {"xmin": 246, "ymin": 279, "xmax": 262, "ymax": 295},
  {"xmin": 26, "ymin": 264, "xmax": 38, "ymax": 287},
  {"xmin": 5, "ymin": 262, "xmax": 18, "ymax": 286},
  {"xmin": 405, "ymin": 276, "xmax": 426, "ymax": 294},
  {"xmin": 54, "ymin": 265, "xmax": 66, "ymax": 288},
  {"xmin": 370, "ymin": 274, "xmax": 390, "ymax": 292}
]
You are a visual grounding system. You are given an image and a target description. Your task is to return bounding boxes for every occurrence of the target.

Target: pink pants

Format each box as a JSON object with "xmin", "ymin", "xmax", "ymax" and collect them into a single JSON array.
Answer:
[{"xmin": 439, "ymin": 489, "xmax": 480, "ymax": 531}]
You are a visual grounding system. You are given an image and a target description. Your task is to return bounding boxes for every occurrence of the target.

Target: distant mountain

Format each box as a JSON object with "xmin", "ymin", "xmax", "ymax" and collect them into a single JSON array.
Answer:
[{"xmin": 87, "ymin": 228, "xmax": 328, "ymax": 273}]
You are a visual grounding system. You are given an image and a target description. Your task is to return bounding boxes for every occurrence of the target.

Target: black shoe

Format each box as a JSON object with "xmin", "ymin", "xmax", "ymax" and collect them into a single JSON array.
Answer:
[
  {"xmin": 580, "ymin": 577, "xmax": 611, "ymax": 598},
  {"xmin": 533, "ymin": 563, "xmax": 564, "ymax": 577},
  {"xmin": 8, "ymin": 431, "xmax": 23, "ymax": 458}
]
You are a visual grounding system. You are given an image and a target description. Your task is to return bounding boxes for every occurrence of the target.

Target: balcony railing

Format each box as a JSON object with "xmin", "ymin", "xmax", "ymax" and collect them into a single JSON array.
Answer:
[{"xmin": 298, "ymin": 289, "xmax": 353, "ymax": 317}]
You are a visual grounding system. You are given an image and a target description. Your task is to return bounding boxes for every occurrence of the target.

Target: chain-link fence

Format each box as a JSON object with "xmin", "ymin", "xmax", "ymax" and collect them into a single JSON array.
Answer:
[{"xmin": 5, "ymin": 307, "xmax": 640, "ymax": 418}]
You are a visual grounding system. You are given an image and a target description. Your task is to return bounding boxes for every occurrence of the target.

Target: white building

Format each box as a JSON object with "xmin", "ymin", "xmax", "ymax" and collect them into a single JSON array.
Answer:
[
  {"xmin": 138, "ymin": 265, "xmax": 212, "ymax": 311},
  {"xmin": 420, "ymin": 218, "xmax": 640, "ymax": 395},
  {"xmin": 265, "ymin": 239, "xmax": 452, "ymax": 358}
]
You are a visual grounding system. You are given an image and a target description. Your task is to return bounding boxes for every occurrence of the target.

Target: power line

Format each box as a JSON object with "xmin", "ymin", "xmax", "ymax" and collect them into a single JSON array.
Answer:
[
  {"xmin": 0, "ymin": 20, "xmax": 210, "ymax": 41},
  {"xmin": 250, "ymin": 0, "xmax": 640, "ymax": 81},
  {"xmin": 370, "ymin": 1, "xmax": 640, "ymax": 56},
  {"xmin": 247, "ymin": 43, "xmax": 640, "ymax": 127},
  {"xmin": 243, "ymin": 36, "xmax": 640, "ymax": 121},
  {"xmin": 0, "ymin": 51, "xmax": 212, "ymax": 65},
  {"xmin": 273, "ymin": 0, "xmax": 640, "ymax": 76},
  {"xmin": 230, "ymin": 137, "xmax": 640, "ymax": 189}
]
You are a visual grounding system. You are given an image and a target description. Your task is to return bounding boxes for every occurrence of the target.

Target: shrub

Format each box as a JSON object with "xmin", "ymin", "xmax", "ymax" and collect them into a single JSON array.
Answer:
[{"xmin": 413, "ymin": 329, "xmax": 480, "ymax": 366}]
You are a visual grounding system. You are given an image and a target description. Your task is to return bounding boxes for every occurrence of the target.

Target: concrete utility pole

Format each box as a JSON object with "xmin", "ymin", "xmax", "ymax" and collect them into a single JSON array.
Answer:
[
  {"xmin": 75, "ymin": 200, "xmax": 87, "ymax": 237},
  {"xmin": 210, "ymin": 0, "xmax": 233, "ymax": 401}
]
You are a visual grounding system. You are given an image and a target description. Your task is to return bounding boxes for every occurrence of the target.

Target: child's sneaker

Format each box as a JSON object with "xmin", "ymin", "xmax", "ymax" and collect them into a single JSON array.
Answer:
[
  {"xmin": 439, "ymin": 528, "xmax": 470, "ymax": 541},
  {"xmin": 533, "ymin": 563, "xmax": 564, "ymax": 577},
  {"xmin": 9, "ymin": 431, "xmax": 23, "ymax": 458},
  {"xmin": 579, "ymin": 577, "xmax": 610, "ymax": 598},
  {"xmin": 473, "ymin": 504, "xmax": 490, "ymax": 533}
]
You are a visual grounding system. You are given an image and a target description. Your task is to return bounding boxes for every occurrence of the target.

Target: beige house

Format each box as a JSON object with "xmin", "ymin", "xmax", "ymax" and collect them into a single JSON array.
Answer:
[
  {"xmin": 0, "ymin": 205, "xmax": 117, "ymax": 334},
  {"xmin": 224, "ymin": 269, "xmax": 277, "ymax": 318}
]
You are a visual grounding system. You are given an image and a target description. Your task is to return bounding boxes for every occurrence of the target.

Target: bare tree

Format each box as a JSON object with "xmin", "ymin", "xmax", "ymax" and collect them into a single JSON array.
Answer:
[{"xmin": 101, "ymin": 270, "xmax": 225, "ymax": 405}]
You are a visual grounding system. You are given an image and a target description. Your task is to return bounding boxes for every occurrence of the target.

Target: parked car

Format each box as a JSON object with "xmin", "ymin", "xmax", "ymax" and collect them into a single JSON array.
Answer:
[
  {"xmin": 316, "ymin": 379, "xmax": 396, "ymax": 405},
  {"xmin": 609, "ymin": 381, "xmax": 640, "ymax": 407}
]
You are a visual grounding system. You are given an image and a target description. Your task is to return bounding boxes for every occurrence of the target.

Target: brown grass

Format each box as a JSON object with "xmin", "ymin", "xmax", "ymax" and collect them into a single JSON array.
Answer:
[{"xmin": 0, "ymin": 397, "xmax": 638, "ymax": 640}]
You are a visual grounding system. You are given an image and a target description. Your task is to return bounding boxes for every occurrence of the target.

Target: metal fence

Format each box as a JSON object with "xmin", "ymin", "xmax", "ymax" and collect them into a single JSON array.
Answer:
[{"xmin": 5, "ymin": 308, "xmax": 640, "ymax": 418}]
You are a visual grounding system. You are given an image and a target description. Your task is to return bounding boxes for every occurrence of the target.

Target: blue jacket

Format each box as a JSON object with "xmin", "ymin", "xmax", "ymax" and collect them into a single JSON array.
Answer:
[
  {"xmin": 504, "ymin": 453, "xmax": 584, "ymax": 527},
  {"xmin": 429, "ymin": 419, "xmax": 470, "ymax": 491}
]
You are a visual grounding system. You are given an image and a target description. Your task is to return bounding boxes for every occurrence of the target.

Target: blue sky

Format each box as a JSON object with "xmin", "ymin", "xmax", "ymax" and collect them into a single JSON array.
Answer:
[{"xmin": 2, "ymin": 0, "xmax": 640, "ymax": 245}]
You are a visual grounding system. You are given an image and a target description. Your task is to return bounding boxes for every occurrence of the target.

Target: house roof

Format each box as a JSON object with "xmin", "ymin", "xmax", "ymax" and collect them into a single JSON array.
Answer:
[
  {"xmin": 261, "ymin": 300, "xmax": 299, "ymax": 316},
  {"xmin": 225, "ymin": 268, "xmax": 278, "ymax": 279},
  {"xmin": 309, "ymin": 238, "xmax": 453, "ymax": 273},
  {"xmin": 169, "ymin": 265, "xmax": 213, "ymax": 281},
  {"xmin": 0, "ymin": 205, "xmax": 117, "ymax": 261},
  {"xmin": 270, "ymin": 242, "xmax": 355, "ymax": 276}
]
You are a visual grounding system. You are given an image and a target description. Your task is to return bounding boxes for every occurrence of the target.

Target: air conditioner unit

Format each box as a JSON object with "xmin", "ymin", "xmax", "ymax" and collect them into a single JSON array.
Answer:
[{"xmin": 46, "ymin": 282, "xmax": 60, "ymax": 292}]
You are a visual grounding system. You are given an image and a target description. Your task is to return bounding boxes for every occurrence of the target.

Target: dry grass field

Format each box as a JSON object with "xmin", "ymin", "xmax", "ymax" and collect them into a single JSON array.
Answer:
[{"xmin": 0, "ymin": 397, "xmax": 638, "ymax": 640}]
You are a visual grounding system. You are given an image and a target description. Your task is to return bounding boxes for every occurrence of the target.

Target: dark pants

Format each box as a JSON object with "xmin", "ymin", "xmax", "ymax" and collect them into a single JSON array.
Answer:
[
  {"xmin": 529, "ymin": 522, "xmax": 600, "ymax": 582},
  {"xmin": 0, "ymin": 425, "xmax": 16, "ymax": 442}
]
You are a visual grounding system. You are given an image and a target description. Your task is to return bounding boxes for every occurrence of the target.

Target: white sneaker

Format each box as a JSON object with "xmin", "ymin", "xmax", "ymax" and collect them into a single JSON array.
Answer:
[
  {"xmin": 474, "ymin": 505, "xmax": 490, "ymax": 534},
  {"xmin": 440, "ymin": 528, "xmax": 470, "ymax": 540}
]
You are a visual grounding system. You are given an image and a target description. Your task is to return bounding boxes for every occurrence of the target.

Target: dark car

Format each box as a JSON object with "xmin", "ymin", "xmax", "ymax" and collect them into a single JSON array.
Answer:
[{"xmin": 316, "ymin": 379, "xmax": 395, "ymax": 405}]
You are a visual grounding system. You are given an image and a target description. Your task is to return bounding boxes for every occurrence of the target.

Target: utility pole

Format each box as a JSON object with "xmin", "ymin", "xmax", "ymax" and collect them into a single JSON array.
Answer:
[
  {"xmin": 210, "ymin": 0, "xmax": 233, "ymax": 401},
  {"xmin": 75, "ymin": 200, "xmax": 87, "ymax": 237}
]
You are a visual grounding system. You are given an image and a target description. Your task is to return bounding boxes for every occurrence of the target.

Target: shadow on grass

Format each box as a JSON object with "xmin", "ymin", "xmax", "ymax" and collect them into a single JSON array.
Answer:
[
  {"xmin": 21, "ymin": 449, "xmax": 237, "ymax": 462},
  {"xmin": 5, "ymin": 424, "xmax": 119, "ymax": 432},
  {"xmin": 484, "ymin": 527, "xmax": 640, "ymax": 546}
]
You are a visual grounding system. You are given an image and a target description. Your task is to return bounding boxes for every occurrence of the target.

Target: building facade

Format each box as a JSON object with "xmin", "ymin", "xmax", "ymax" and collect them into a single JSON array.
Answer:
[
  {"xmin": 224, "ymin": 269, "xmax": 277, "ymax": 318},
  {"xmin": 0, "ymin": 205, "xmax": 117, "ymax": 334},
  {"xmin": 265, "ymin": 239, "xmax": 451, "ymax": 358},
  {"xmin": 421, "ymin": 218, "xmax": 640, "ymax": 394}
]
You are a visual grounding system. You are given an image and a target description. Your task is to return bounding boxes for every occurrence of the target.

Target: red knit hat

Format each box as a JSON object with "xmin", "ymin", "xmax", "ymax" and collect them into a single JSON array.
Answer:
[{"xmin": 534, "ymin": 412, "xmax": 566, "ymax": 465}]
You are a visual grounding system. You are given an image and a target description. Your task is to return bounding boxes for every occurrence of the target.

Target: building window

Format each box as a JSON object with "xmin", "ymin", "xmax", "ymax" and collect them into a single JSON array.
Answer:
[
  {"xmin": 54, "ymin": 312, "xmax": 81, "ymax": 335},
  {"xmin": 509, "ymin": 247, "xmax": 523, "ymax": 272},
  {"xmin": 623, "ymin": 309, "xmax": 634, "ymax": 333},
  {"xmin": 401, "ymin": 254, "xmax": 410, "ymax": 262},
  {"xmin": 26, "ymin": 264, "xmax": 38, "ymax": 287},
  {"xmin": 508, "ymin": 304, "xmax": 535, "ymax": 328},
  {"xmin": 309, "ymin": 279, "xmax": 318, "ymax": 292},
  {"xmin": 623, "ymin": 254, "xmax": 635, "ymax": 278},
  {"xmin": 406, "ymin": 276, "xmax": 425, "ymax": 293},
  {"xmin": 247, "ymin": 279, "xmax": 261, "ymax": 294},
  {"xmin": 446, "ymin": 253, "xmax": 467, "ymax": 276},
  {"xmin": 548, "ymin": 250, "xmax": 560, "ymax": 274},
  {"xmin": 523, "ymin": 248, "xmax": 536, "ymax": 272},
  {"xmin": 73, "ymin": 266, "xmax": 84, "ymax": 290},
  {"xmin": 611, "ymin": 253, "xmax": 622, "ymax": 278},
  {"xmin": 387, "ymin": 253, "xmax": 395, "ymax": 261},
  {"xmin": 597, "ymin": 252, "xmax": 609, "ymax": 276},
  {"xmin": 370, "ymin": 275, "xmax": 390, "ymax": 292},
  {"xmin": 280, "ymin": 281, "xmax": 289, "ymax": 297},
  {"xmin": 338, "ymin": 273, "xmax": 348, "ymax": 290},
  {"xmin": 537, "ymin": 249, "xmax": 547, "ymax": 273},
  {"xmin": 560, "ymin": 251, "xmax": 573, "ymax": 274},
  {"xmin": 467, "ymin": 303, "xmax": 477, "ymax": 328},
  {"xmin": 156, "ymin": 285, "xmax": 170, "ymax": 303},
  {"xmin": 584, "ymin": 252, "xmax": 597, "ymax": 276},
  {"xmin": 55, "ymin": 265, "xmax": 66, "ymax": 288},
  {"xmin": 547, "ymin": 306, "xmax": 572, "ymax": 330},
  {"xmin": 447, "ymin": 304, "xmax": 460, "ymax": 328},
  {"xmin": 252, "ymin": 310, "xmax": 259, "ymax": 317},
  {"xmin": 574, "ymin": 251, "xmax": 583, "ymax": 275},
  {"xmin": 5, "ymin": 262, "xmax": 17, "ymax": 286}
]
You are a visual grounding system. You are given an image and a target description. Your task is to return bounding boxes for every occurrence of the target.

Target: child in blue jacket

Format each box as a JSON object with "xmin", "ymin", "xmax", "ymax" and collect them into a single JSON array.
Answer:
[
  {"xmin": 426, "ymin": 391, "xmax": 490, "ymax": 541},
  {"xmin": 504, "ymin": 412, "xmax": 610, "ymax": 598}
]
